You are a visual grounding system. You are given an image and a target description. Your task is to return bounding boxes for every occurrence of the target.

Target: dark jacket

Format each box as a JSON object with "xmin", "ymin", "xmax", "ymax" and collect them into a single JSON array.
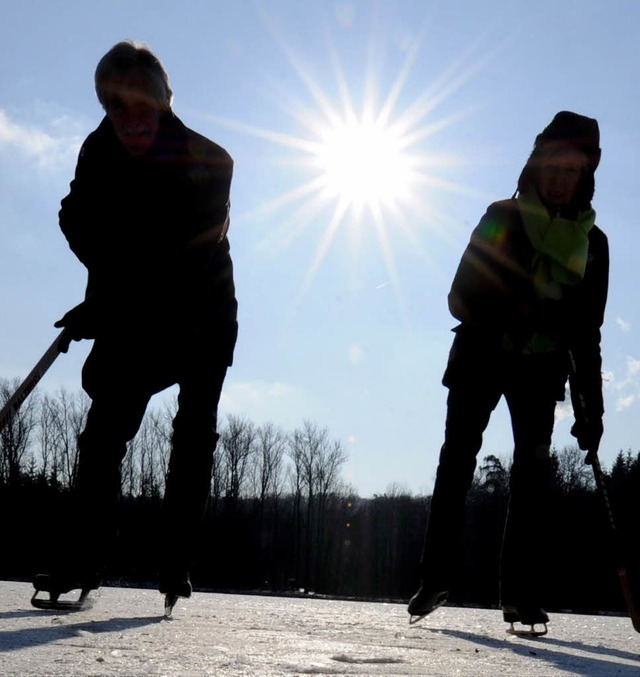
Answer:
[
  {"xmin": 444, "ymin": 198, "xmax": 609, "ymax": 419},
  {"xmin": 59, "ymin": 113, "xmax": 237, "ymax": 365}
]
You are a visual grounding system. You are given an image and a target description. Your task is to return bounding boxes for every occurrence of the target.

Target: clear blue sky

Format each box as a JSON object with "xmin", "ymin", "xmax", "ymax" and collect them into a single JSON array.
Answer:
[{"xmin": 1, "ymin": 0, "xmax": 639, "ymax": 497}]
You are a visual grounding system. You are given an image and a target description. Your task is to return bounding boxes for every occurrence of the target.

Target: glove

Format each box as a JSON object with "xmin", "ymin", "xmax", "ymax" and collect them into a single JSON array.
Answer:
[
  {"xmin": 54, "ymin": 299, "xmax": 98, "ymax": 353},
  {"xmin": 570, "ymin": 417, "xmax": 603, "ymax": 465}
]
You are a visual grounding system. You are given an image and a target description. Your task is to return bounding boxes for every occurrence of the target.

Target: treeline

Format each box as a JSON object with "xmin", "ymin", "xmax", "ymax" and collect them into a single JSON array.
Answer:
[{"xmin": 1, "ymin": 378, "xmax": 639, "ymax": 614}]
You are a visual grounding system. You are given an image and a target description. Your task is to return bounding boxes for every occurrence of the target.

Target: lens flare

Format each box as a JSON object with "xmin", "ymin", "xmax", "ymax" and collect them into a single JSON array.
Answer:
[{"xmin": 202, "ymin": 12, "xmax": 497, "ymax": 307}]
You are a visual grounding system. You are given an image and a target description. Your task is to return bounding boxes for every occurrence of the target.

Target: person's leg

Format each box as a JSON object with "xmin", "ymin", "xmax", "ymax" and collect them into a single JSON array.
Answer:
[
  {"xmin": 409, "ymin": 381, "xmax": 501, "ymax": 615},
  {"xmin": 73, "ymin": 393, "xmax": 152, "ymax": 579},
  {"xmin": 159, "ymin": 362, "xmax": 228, "ymax": 595},
  {"xmin": 500, "ymin": 354, "xmax": 562, "ymax": 620},
  {"xmin": 35, "ymin": 340, "xmax": 153, "ymax": 592}
]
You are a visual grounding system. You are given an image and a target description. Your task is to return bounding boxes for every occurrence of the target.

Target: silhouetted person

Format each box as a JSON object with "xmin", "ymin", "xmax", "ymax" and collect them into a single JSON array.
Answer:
[
  {"xmin": 32, "ymin": 40, "xmax": 237, "ymax": 612},
  {"xmin": 408, "ymin": 112, "xmax": 608, "ymax": 633}
]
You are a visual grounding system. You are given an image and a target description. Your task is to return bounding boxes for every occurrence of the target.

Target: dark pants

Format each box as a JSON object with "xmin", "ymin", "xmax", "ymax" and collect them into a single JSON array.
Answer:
[
  {"xmin": 419, "ymin": 342, "xmax": 566, "ymax": 606},
  {"xmin": 71, "ymin": 332, "xmax": 228, "ymax": 578}
]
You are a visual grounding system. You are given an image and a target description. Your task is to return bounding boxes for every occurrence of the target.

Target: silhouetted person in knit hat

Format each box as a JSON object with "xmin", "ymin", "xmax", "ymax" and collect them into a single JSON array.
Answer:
[
  {"xmin": 31, "ymin": 40, "xmax": 237, "ymax": 615},
  {"xmin": 407, "ymin": 111, "xmax": 608, "ymax": 634}
]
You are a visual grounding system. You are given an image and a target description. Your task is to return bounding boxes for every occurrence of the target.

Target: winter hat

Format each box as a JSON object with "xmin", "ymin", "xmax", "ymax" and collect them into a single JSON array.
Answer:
[
  {"xmin": 535, "ymin": 111, "xmax": 601, "ymax": 171},
  {"xmin": 517, "ymin": 111, "xmax": 601, "ymax": 208}
]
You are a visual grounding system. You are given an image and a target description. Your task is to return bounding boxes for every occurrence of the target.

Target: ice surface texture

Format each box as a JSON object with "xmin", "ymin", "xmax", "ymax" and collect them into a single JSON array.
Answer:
[{"xmin": 0, "ymin": 581, "xmax": 638, "ymax": 676}]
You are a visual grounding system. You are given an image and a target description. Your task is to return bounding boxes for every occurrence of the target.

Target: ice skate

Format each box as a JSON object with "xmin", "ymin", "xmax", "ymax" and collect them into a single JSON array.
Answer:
[
  {"xmin": 31, "ymin": 571, "xmax": 101, "ymax": 611},
  {"xmin": 407, "ymin": 587, "xmax": 448, "ymax": 625},
  {"xmin": 160, "ymin": 571, "xmax": 192, "ymax": 618},
  {"xmin": 503, "ymin": 604, "xmax": 549, "ymax": 636}
]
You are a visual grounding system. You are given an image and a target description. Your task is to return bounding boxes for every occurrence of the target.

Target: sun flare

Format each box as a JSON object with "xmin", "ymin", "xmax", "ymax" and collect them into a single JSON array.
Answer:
[
  {"xmin": 312, "ymin": 117, "xmax": 417, "ymax": 213},
  {"xmin": 206, "ymin": 15, "xmax": 493, "ymax": 302}
]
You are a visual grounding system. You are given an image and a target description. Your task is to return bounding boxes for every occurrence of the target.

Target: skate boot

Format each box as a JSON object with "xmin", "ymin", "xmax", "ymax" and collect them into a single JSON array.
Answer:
[
  {"xmin": 31, "ymin": 570, "xmax": 101, "ymax": 611},
  {"xmin": 159, "ymin": 569, "xmax": 192, "ymax": 617},
  {"xmin": 407, "ymin": 587, "xmax": 449, "ymax": 624},
  {"xmin": 502, "ymin": 604, "xmax": 549, "ymax": 636}
]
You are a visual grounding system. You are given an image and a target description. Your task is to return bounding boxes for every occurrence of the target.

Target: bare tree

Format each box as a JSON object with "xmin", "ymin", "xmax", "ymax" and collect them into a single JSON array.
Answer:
[
  {"xmin": 315, "ymin": 438, "xmax": 347, "ymax": 499},
  {"xmin": 287, "ymin": 420, "xmax": 348, "ymax": 591},
  {"xmin": 38, "ymin": 393, "xmax": 58, "ymax": 482},
  {"xmin": 553, "ymin": 444, "xmax": 594, "ymax": 494},
  {"xmin": 0, "ymin": 378, "xmax": 38, "ymax": 485},
  {"xmin": 475, "ymin": 454, "xmax": 511, "ymax": 496},
  {"xmin": 251, "ymin": 422, "xmax": 286, "ymax": 503},
  {"xmin": 39, "ymin": 389, "xmax": 89, "ymax": 489},
  {"xmin": 288, "ymin": 420, "xmax": 322, "ymax": 589},
  {"xmin": 220, "ymin": 414, "xmax": 257, "ymax": 502},
  {"xmin": 366, "ymin": 484, "xmax": 416, "ymax": 598},
  {"xmin": 247, "ymin": 422, "xmax": 287, "ymax": 588},
  {"xmin": 62, "ymin": 389, "xmax": 90, "ymax": 488},
  {"xmin": 121, "ymin": 406, "xmax": 173, "ymax": 498}
]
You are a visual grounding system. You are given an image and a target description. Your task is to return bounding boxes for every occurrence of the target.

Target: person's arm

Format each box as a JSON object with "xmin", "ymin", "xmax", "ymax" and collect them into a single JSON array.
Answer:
[
  {"xmin": 58, "ymin": 125, "xmax": 110, "ymax": 271},
  {"xmin": 568, "ymin": 226, "xmax": 609, "ymax": 455},
  {"xmin": 183, "ymin": 135, "xmax": 234, "ymax": 252},
  {"xmin": 448, "ymin": 201, "xmax": 533, "ymax": 331}
]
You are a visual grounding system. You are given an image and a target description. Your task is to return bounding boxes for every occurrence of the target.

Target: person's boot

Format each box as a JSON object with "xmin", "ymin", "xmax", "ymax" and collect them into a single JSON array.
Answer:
[
  {"xmin": 32, "ymin": 568, "xmax": 102, "ymax": 611},
  {"xmin": 407, "ymin": 586, "xmax": 449, "ymax": 623},
  {"xmin": 502, "ymin": 604, "xmax": 549, "ymax": 635},
  {"xmin": 159, "ymin": 566, "xmax": 192, "ymax": 617}
]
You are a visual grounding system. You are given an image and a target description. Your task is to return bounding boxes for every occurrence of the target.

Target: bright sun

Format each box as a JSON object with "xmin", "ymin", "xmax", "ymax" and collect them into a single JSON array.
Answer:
[
  {"xmin": 313, "ymin": 117, "xmax": 416, "ymax": 213},
  {"xmin": 207, "ymin": 17, "xmax": 490, "ymax": 300}
]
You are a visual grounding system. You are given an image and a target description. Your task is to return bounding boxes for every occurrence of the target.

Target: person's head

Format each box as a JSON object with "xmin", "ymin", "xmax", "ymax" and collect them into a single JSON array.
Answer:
[
  {"xmin": 95, "ymin": 40, "xmax": 173, "ymax": 156},
  {"xmin": 517, "ymin": 111, "xmax": 601, "ymax": 213}
]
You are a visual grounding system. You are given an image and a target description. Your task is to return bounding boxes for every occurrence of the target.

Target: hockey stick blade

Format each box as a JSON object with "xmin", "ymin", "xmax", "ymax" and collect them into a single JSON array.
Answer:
[{"xmin": 0, "ymin": 330, "xmax": 69, "ymax": 433}]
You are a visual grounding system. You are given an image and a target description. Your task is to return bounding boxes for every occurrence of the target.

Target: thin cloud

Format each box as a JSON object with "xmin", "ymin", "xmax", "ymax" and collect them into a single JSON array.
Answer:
[
  {"xmin": 616, "ymin": 317, "xmax": 631, "ymax": 332},
  {"xmin": 0, "ymin": 108, "xmax": 84, "ymax": 170},
  {"xmin": 555, "ymin": 398, "xmax": 572, "ymax": 422},
  {"xmin": 628, "ymin": 357, "xmax": 640, "ymax": 376},
  {"xmin": 220, "ymin": 379, "xmax": 321, "ymax": 429},
  {"xmin": 616, "ymin": 394, "xmax": 635, "ymax": 412},
  {"xmin": 609, "ymin": 357, "xmax": 640, "ymax": 390},
  {"xmin": 606, "ymin": 357, "xmax": 640, "ymax": 413},
  {"xmin": 348, "ymin": 343, "xmax": 365, "ymax": 364}
]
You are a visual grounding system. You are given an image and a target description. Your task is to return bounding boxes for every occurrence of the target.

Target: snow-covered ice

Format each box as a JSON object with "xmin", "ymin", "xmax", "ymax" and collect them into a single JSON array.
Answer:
[{"xmin": 0, "ymin": 580, "xmax": 638, "ymax": 676}]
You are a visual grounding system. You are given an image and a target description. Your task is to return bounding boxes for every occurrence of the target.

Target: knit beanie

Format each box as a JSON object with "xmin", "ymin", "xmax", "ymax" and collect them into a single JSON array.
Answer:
[
  {"xmin": 517, "ymin": 111, "xmax": 601, "ymax": 208},
  {"xmin": 535, "ymin": 111, "xmax": 601, "ymax": 171}
]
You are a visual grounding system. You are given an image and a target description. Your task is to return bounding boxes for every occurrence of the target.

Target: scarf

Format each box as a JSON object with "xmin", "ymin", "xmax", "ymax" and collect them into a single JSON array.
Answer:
[
  {"xmin": 509, "ymin": 190, "xmax": 595, "ymax": 354},
  {"xmin": 518, "ymin": 189, "xmax": 595, "ymax": 299}
]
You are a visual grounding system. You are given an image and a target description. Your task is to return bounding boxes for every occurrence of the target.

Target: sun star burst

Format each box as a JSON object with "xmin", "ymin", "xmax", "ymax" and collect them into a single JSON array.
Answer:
[{"xmin": 202, "ymin": 13, "xmax": 495, "ymax": 306}]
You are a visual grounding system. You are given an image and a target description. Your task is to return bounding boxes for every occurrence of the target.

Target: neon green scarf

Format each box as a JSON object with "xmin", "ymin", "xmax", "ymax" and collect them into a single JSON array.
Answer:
[
  {"xmin": 518, "ymin": 189, "xmax": 595, "ymax": 298},
  {"xmin": 510, "ymin": 190, "xmax": 595, "ymax": 354}
]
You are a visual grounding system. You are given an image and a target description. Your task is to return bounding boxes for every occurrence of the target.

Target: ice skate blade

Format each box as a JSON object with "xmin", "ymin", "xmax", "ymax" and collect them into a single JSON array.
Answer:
[
  {"xmin": 31, "ymin": 589, "xmax": 93, "ymax": 612},
  {"xmin": 506, "ymin": 622, "xmax": 548, "ymax": 637},
  {"xmin": 409, "ymin": 613, "xmax": 430, "ymax": 625},
  {"xmin": 408, "ymin": 599, "xmax": 448, "ymax": 625},
  {"xmin": 409, "ymin": 605, "xmax": 444, "ymax": 625}
]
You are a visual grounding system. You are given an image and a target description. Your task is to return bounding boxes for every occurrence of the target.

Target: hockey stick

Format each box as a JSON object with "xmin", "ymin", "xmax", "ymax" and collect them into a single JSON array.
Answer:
[
  {"xmin": 590, "ymin": 450, "xmax": 640, "ymax": 632},
  {"xmin": 0, "ymin": 330, "xmax": 69, "ymax": 434},
  {"xmin": 568, "ymin": 351, "xmax": 640, "ymax": 633}
]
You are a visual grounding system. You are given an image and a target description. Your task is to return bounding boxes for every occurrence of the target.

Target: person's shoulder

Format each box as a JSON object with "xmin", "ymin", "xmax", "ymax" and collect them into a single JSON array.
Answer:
[
  {"xmin": 78, "ymin": 117, "xmax": 118, "ymax": 157},
  {"xmin": 589, "ymin": 223, "xmax": 608, "ymax": 251},
  {"xmin": 186, "ymin": 127, "xmax": 232, "ymax": 162},
  {"xmin": 174, "ymin": 116, "xmax": 233, "ymax": 168},
  {"xmin": 474, "ymin": 198, "xmax": 520, "ymax": 235},
  {"xmin": 468, "ymin": 198, "xmax": 529, "ymax": 257},
  {"xmin": 484, "ymin": 198, "xmax": 519, "ymax": 219}
]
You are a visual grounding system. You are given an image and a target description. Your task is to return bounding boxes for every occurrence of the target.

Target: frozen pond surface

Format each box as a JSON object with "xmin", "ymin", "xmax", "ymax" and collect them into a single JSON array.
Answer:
[{"xmin": 0, "ymin": 580, "xmax": 638, "ymax": 676}]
